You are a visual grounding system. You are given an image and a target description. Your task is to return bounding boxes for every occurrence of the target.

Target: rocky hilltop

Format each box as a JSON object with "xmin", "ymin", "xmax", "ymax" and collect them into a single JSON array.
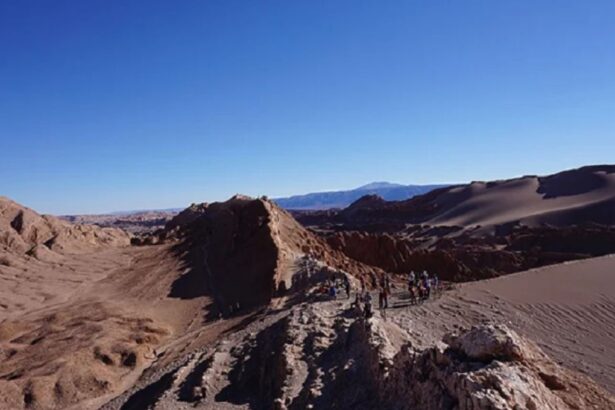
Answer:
[
  {"xmin": 1, "ymin": 196, "xmax": 130, "ymax": 256},
  {"xmin": 138, "ymin": 195, "xmax": 384, "ymax": 312}
]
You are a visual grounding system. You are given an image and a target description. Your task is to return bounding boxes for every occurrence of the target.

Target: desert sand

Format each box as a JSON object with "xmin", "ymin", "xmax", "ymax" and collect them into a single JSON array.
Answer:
[{"xmin": 390, "ymin": 254, "xmax": 615, "ymax": 393}]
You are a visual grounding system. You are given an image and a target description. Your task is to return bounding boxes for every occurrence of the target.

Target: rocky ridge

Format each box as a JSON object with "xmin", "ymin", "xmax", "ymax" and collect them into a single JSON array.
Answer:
[{"xmin": 106, "ymin": 299, "xmax": 614, "ymax": 410}]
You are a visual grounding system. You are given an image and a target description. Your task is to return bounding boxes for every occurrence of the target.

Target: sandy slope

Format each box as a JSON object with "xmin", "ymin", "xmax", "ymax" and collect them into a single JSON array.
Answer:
[
  {"xmin": 430, "ymin": 169, "xmax": 615, "ymax": 227},
  {"xmin": 0, "ymin": 197, "xmax": 211, "ymax": 410},
  {"xmin": 336, "ymin": 165, "xmax": 615, "ymax": 231},
  {"xmin": 390, "ymin": 254, "xmax": 615, "ymax": 393},
  {"xmin": 0, "ymin": 244, "xmax": 207, "ymax": 410}
]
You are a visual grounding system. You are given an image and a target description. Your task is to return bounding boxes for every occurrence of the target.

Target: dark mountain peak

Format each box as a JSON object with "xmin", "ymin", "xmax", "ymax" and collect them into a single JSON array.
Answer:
[{"xmin": 347, "ymin": 194, "xmax": 387, "ymax": 209}]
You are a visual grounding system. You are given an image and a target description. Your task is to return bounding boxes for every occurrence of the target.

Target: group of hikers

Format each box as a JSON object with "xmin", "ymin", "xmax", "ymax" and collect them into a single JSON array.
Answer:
[
  {"xmin": 315, "ymin": 274, "xmax": 352, "ymax": 299},
  {"xmin": 303, "ymin": 254, "xmax": 440, "ymax": 320},
  {"xmin": 374, "ymin": 270, "xmax": 439, "ymax": 309},
  {"xmin": 353, "ymin": 273, "xmax": 392, "ymax": 320},
  {"xmin": 406, "ymin": 270, "xmax": 439, "ymax": 305},
  {"xmin": 317, "ymin": 269, "xmax": 440, "ymax": 319}
]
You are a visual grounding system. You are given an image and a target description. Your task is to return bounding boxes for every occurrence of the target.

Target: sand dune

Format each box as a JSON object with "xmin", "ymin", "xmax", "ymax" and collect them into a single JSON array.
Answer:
[
  {"xmin": 430, "ymin": 167, "xmax": 615, "ymax": 228},
  {"xmin": 337, "ymin": 165, "xmax": 615, "ymax": 231},
  {"xmin": 391, "ymin": 254, "xmax": 615, "ymax": 394}
]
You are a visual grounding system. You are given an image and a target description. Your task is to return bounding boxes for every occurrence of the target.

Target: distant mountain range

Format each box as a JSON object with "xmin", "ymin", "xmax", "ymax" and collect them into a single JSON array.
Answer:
[{"xmin": 273, "ymin": 182, "xmax": 449, "ymax": 210}]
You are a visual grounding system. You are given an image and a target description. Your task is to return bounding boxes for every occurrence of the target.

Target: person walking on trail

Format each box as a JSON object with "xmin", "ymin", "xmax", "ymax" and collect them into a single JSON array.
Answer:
[
  {"xmin": 343, "ymin": 275, "xmax": 351, "ymax": 299},
  {"xmin": 379, "ymin": 285, "xmax": 389, "ymax": 309},
  {"xmin": 329, "ymin": 282, "xmax": 337, "ymax": 299},
  {"xmin": 352, "ymin": 292, "xmax": 362, "ymax": 310},
  {"xmin": 364, "ymin": 292, "xmax": 373, "ymax": 319},
  {"xmin": 424, "ymin": 277, "xmax": 432, "ymax": 300},
  {"xmin": 382, "ymin": 272, "xmax": 391, "ymax": 293},
  {"xmin": 408, "ymin": 270, "xmax": 416, "ymax": 288},
  {"xmin": 433, "ymin": 274, "xmax": 439, "ymax": 294}
]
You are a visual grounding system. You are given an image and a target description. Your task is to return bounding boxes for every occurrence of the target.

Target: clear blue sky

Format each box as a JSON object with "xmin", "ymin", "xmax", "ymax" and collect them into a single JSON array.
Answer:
[{"xmin": 1, "ymin": 1, "xmax": 614, "ymax": 214}]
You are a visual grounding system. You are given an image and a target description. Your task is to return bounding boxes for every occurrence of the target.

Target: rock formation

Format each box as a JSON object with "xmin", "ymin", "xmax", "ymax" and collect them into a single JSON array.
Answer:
[
  {"xmin": 107, "ymin": 302, "xmax": 615, "ymax": 410},
  {"xmin": 0, "ymin": 196, "xmax": 130, "ymax": 257},
  {"xmin": 138, "ymin": 196, "xmax": 386, "ymax": 315},
  {"xmin": 324, "ymin": 227, "xmax": 615, "ymax": 281}
]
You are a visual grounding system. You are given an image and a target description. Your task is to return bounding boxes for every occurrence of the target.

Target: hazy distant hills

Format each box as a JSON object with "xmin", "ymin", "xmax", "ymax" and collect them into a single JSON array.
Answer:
[{"xmin": 273, "ymin": 182, "xmax": 448, "ymax": 210}]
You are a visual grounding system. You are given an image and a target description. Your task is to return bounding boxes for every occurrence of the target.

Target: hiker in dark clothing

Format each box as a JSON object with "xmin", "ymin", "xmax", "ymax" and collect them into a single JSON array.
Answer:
[
  {"xmin": 383, "ymin": 272, "xmax": 391, "ymax": 293},
  {"xmin": 433, "ymin": 274, "xmax": 439, "ymax": 294},
  {"xmin": 329, "ymin": 281, "xmax": 337, "ymax": 299},
  {"xmin": 364, "ymin": 292, "xmax": 373, "ymax": 319},
  {"xmin": 343, "ymin": 275, "xmax": 351, "ymax": 299},
  {"xmin": 408, "ymin": 271, "xmax": 416, "ymax": 291},
  {"xmin": 378, "ymin": 285, "xmax": 389, "ymax": 309}
]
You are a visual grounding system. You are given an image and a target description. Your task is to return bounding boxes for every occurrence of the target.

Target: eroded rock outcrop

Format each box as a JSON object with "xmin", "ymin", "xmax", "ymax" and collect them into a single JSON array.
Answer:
[
  {"xmin": 110, "ymin": 302, "xmax": 615, "ymax": 410},
  {"xmin": 147, "ymin": 196, "xmax": 386, "ymax": 316},
  {"xmin": 0, "ymin": 196, "xmax": 130, "ymax": 257},
  {"xmin": 325, "ymin": 227, "xmax": 615, "ymax": 282}
]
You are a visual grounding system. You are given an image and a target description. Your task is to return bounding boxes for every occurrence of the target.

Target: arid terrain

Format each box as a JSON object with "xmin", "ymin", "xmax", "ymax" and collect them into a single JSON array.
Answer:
[
  {"xmin": 1, "ymin": 165, "xmax": 615, "ymax": 409},
  {"xmin": 296, "ymin": 165, "xmax": 615, "ymax": 281},
  {"xmin": 61, "ymin": 211, "xmax": 178, "ymax": 234}
]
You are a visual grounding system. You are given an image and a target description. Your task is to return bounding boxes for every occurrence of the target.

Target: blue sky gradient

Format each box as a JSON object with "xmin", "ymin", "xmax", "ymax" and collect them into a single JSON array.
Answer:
[{"xmin": 1, "ymin": 1, "xmax": 614, "ymax": 214}]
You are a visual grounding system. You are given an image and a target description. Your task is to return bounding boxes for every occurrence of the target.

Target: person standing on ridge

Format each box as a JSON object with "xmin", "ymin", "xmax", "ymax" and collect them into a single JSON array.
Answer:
[
  {"xmin": 343, "ymin": 274, "xmax": 351, "ymax": 299},
  {"xmin": 364, "ymin": 292, "xmax": 373, "ymax": 319},
  {"xmin": 381, "ymin": 284, "xmax": 389, "ymax": 309},
  {"xmin": 382, "ymin": 272, "xmax": 391, "ymax": 293}
]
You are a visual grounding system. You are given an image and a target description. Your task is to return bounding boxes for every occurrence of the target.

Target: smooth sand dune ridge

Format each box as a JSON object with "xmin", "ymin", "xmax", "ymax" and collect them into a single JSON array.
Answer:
[
  {"xmin": 392, "ymin": 254, "xmax": 615, "ymax": 394},
  {"xmin": 429, "ymin": 169, "xmax": 615, "ymax": 228}
]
